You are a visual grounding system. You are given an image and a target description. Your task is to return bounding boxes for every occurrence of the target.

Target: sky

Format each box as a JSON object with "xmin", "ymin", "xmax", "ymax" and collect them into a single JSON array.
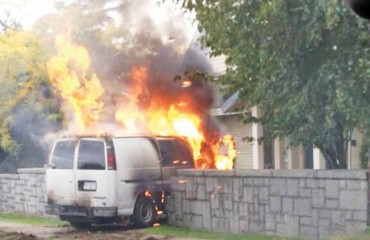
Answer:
[{"xmin": 0, "ymin": 0, "xmax": 59, "ymax": 29}]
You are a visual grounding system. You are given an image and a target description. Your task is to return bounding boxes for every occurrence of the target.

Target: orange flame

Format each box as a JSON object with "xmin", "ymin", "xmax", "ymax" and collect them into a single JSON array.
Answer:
[{"xmin": 46, "ymin": 35, "xmax": 104, "ymax": 133}]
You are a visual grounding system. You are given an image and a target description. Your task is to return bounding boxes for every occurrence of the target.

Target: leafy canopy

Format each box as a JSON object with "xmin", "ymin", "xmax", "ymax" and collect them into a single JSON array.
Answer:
[{"xmin": 182, "ymin": 0, "xmax": 370, "ymax": 168}]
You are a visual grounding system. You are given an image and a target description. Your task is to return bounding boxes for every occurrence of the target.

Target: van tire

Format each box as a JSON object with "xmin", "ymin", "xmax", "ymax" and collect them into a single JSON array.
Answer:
[
  {"xmin": 69, "ymin": 221, "xmax": 92, "ymax": 229},
  {"xmin": 132, "ymin": 196, "xmax": 156, "ymax": 227}
]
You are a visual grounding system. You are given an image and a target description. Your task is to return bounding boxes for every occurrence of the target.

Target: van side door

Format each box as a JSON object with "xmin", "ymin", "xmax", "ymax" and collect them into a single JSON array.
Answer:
[
  {"xmin": 113, "ymin": 137, "xmax": 161, "ymax": 215},
  {"xmin": 157, "ymin": 138, "xmax": 194, "ymax": 192}
]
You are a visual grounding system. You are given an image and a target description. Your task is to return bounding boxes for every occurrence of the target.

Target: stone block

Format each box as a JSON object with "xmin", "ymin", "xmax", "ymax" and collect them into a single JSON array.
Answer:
[
  {"xmin": 243, "ymin": 186, "xmax": 254, "ymax": 204},
  {"xmin": 286, "ymin": 215, "xmax": 299, "ymax": 238},
  {"xmin": 183, "ymin": 214, "xmax": 192, "ymax": 227},
  {"xmin": 233, "ymin": 178, "xmax": 242, "ymax": 202},
  {"xmin": 287, "ymin": 179, "xmax": 299, "ymax": 197},
  {"xmin": 220, "ymin": 177, "xmax": 233, "ymax": 193},
  {"xmin": 223, "ymin": 194, "xmax": 233, "ymax": 211},
  {"xmin": 259, "ymin": 187, "xmax": 269, "ymax": 204},
  {"xmin": 318, "ymin": 218, "xmax": 331, "ymax": 239},
  {"xmin": 265, "ymin": 213, "xmax": 276, "ymax": 231},
  {"xmin": 205, "ymin": 177, "xmax": 215, "ymax": 193},
  {"xmin": 190, "ymin": 215, "xmax": 203, "ymax": 230},
  {"xmin": 282, "ymin": 197, "xmax": 293, "ymax": 214},
  {"xmin": 270, "ymin": 196, "xmax": 281, "ymax": 213},
  {"xmin": 185, "ymin": 178, "xmax": 197, "ymax": 200},
  {"xmin": 276, "ymin": 223, "xmax": 287, "ymax": 236},
  {"xmin": 243, "ymin": 177, "xmax": 253, "ymax": 186},
  {"xmin": 352, "ymin": 210, "xmax": 367, "ymax": 221},
  {"xmin": 312, "ymin": 189, "xmax": 325, "ymax": 208},
  {"xmin": 319, "ymin": 209, "xmax": 332, "ymax": 219},
  {"xmin": 299, "ymin": 188, "xmax": 312, "ymax": 197},
  {"xmin": 293, "ymin": 198, "xmax": 312, "ymax": 216},
  {"xmin": 183, "ymin": 199, "xmax": 190, "ymax": 213},
  {"xmin": 332, "ymin": 210, "xmax": 346, "ymax": 229},
  {"xmin": 339, "ymin": 190, "xmax": 367, "ymax": 210},
  {"xmin": 300, "ymin": 226, "xmax": 318, "ymax": 239},
  {"xmin": 211, "ymin": 217, "xmax": 229, "ymax": 233},
  {"xmin": 239, "ymin": 219, "xmax": 249, "ymax": 232},
  {"xmin": 325, "ymin": 180, "xmax": 339, "ymax": 199},
  {"xmin": 270, "ymin": 178, "xmax": 286, "ymax": 196},
  {"xmin": 346, "ymin": 180, "xmax": 365, "ymax": 190},
  {"xmin": 229, "ymin": 211, "xmax": 240, "ymax": 233},
  {"xmin": 306, "ymin": 179, "xmax": 318, "ymax": 188},
  {"xmin": 300, "ymin": 216, "xmax": 312, "ymax": 226},
  {"xmin": 345, "ymin": 220, "xmax": 366, "ymax": 234},
  {"xmin": 253, "ymin": 178, "xmax": 265, "ymax": 186},
  {"xmin": 299, "ymin": 179, "xmax": 306, "ymax": 188},
  {"xmin": 249, "ymin": 220, "xmax": 263, "ymax": 232},
  {"xmin": 239, "ymin": 203, "xmax": 248, "ymax": 218},
  {"xmin": 325, "ymin": 199, "xmax": 338, "ymax": 209},
  {"xmin": 197, "ymin": 182, "xmax": 206, "ymax": 200}
]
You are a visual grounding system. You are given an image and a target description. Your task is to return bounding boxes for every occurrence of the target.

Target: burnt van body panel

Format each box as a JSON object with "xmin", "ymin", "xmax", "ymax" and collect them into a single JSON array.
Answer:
[{"xmin": 113, "ymin": 137, "xmax": 161, "ymax": 215}]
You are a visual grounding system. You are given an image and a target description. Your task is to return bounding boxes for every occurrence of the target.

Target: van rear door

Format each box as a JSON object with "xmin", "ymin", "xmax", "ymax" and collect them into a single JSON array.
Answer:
[
  {"xmin": 75, "ymin": 139, "xmax": 115, "ymax": 208},
  {"xmin": 46, "ymin": 139, "xmax": 77, "ymax": 205}
]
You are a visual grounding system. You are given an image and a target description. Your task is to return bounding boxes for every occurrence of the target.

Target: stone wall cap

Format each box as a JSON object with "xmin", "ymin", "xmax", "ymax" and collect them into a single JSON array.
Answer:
[
  {"xmin": 235, "ymin": 169, "xmax": 273, "ymax": 177},
  {"xmin": 0, "ymin": 174, "xmax": 20, "ymax": 179},
  {"xmin": 17, "ymin": 168, "xmax": 45, "ymax": 174},
  {"xmin": 204, "ymin": 170, "xmax": 235, "ymax": 177},
  {"xmin": 316, "ymin": 170, "xmax": 368, "ymax": 180},
  {"xmin": 272, "ymin": 170, "xmax": 317, "ymax": 178},
  {"xmin": 177, "ymin": 169, "xmax": 204, "ymax": 176}
]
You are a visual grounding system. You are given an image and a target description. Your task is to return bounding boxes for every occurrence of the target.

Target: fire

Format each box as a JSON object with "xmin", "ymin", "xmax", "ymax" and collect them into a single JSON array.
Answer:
[
  {"xmin": 46, "ymin": 36, "xmax": 237, "ymax": 170},
  {"xmin": 46, "ymin": 35, "xmax": 104, "ymax": 132}
]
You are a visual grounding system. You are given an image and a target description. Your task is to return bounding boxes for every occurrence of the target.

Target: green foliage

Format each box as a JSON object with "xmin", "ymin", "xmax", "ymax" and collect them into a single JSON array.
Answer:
[
  {"xmin": 181, "ymin": 0, "xmax": 370, "ymax": 168},
  {"xmin": 0, "ymin": 29, "xmax": 61, "ymax": 160}
]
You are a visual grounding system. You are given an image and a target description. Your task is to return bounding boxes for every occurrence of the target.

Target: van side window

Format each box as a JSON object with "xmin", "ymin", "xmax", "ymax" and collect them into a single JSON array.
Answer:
[
  {"xmin": 77, "ymin": 140, "xmax": 105, "ymax": 170},
  {"xmin": 51, "ymin": 141, "xmax": 77, "ymax": 169},
  {"xmin": 158, "ymin": 139, "xmax": 194, "ymax": 167}
]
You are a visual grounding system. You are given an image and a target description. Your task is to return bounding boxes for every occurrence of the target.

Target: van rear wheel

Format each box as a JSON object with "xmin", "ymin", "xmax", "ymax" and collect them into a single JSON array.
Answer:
[{"xmin": 133, "ymin": 196, "xmax": 156, "ymax": 227}]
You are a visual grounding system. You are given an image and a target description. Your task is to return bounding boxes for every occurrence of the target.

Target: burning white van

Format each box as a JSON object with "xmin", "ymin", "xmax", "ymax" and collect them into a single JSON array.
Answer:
[{"xmin": 45, "ymin": 135, "xmax": 194, "ymax": 228}]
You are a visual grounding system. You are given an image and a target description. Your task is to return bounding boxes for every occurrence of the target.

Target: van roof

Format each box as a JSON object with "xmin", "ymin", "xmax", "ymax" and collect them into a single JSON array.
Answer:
[{"xmin": 60, "ymin": 134, "xmax": 186, "ymax": 140}]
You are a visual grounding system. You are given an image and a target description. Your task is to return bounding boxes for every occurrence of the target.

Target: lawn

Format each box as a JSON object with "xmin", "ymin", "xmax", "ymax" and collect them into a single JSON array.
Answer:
[
  {"xmin": 0, "ymin": 213, "xmax": 67, "ymax": 227},
  {"xmin": 145, "ymin": 224, "xmax": 293, "ymax": 240}
]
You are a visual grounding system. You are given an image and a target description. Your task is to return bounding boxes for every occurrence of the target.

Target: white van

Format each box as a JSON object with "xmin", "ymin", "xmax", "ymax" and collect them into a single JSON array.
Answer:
[{"xmin": 45, "ymin": 135, "xmax": 194, "ymax": 228}]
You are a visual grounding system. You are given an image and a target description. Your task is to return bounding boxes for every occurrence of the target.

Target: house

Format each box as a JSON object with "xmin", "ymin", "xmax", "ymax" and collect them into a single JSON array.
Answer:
[{"xmin": 209, "ymin": 55, "xmax": 364, "ymax": 170}]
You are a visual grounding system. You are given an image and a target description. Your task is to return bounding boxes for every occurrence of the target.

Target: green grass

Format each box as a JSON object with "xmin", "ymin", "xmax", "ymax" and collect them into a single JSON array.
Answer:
[
  {"xmin": 145, "ymin": 224, "xmax": 293, "ymax": 240},
  {"xmin": 0, "ymin": 213, "xmax": 67, "ymax": 227}
]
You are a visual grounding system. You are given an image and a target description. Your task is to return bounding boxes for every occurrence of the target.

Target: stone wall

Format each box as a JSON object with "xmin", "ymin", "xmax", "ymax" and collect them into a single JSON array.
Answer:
[
  {"xmin": 0, "ymin": 168, "xmax": 46, "ymax": 215},
  {"xmin": 167, "ymin": 169, "xmax": 369, "ymax": 239}
]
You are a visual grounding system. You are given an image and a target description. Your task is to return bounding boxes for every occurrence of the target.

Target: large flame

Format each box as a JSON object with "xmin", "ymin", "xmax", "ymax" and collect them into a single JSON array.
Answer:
[
  {"xmin": 46, "ymin": 35, "xmax": 236, "ymax": 170},
  {"xmin": 47, "ymin": 35, "xmax": 104, "ymax": 133}
]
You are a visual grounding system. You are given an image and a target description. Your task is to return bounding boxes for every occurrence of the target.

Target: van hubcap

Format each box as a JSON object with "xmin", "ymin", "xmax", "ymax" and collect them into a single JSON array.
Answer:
[{"xmin": 140, "ymin": 204, "xmax": 152, "ymax": 221}]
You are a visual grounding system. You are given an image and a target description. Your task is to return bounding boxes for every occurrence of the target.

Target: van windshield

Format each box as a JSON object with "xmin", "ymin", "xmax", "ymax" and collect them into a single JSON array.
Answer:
[
  {"xmin": 77, "ymin": 140, "xmax": 105, "ymax": 170},
  {"xmin": 51, "ymin": 140, "xmax": 77, "ymax": 169}
]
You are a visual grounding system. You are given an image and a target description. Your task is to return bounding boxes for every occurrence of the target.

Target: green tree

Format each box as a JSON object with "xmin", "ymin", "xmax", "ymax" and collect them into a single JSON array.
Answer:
[
  {"xmin": 181, "ymin": 0, "xmax": 370, "ymax": 168},
  {"xmin": 0, "ymin": 29, "xmax": 61, "ymax": 167}
]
